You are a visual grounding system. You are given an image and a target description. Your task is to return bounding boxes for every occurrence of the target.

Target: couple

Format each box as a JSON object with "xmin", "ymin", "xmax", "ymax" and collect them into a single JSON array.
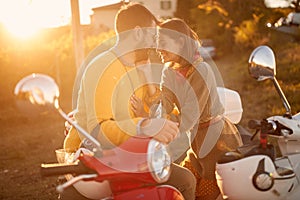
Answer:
[{"xmin": 64, "ymin": 2, "xmax": 242, "ymax": 200}]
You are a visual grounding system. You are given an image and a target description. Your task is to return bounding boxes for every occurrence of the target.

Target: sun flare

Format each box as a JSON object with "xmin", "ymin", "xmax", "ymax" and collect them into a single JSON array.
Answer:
[
  {"xmin": 0, "ymin": 1, "xmax": 39, "ymax": 38},
  {"xmin": 3, "ymin": 16, "xmax": 40, "ymax": 39},
  {"xmin": 0, "ymin": 0, "xmax": 71, "ymax": 39}
]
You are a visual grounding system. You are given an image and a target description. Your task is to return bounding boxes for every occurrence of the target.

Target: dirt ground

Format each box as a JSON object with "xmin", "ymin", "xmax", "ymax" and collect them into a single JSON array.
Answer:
[{"xmin": 0, "ymin": 96, "xmax": 67, "ymax": 200}]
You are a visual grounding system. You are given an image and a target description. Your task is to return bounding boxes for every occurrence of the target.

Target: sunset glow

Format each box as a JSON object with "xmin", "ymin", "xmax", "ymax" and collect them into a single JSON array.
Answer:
[
  {"xmin": 0, "ymin": 0, "xmax": 119, "ymax": 39},
  {"xmin": 0, "ymin": 0, "xmax": 72, "ymax": 38},
  {"xmin": 2, "ymin": 6, "xmax": 41, "ymax": 38}
]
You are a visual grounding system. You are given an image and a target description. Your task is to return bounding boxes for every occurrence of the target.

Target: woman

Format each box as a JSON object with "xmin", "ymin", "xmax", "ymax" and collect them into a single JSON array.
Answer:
[
  {"xmin": 159, "ymin": 18, "xmax": 244, "ymax": 200},
  {"xmin": 132, "ymin": 18, "xmax": 243, "ymax": 200}
]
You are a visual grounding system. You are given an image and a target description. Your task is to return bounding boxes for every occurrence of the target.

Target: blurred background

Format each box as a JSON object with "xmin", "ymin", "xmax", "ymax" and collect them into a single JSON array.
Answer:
[{"xmin": 0, "ymin": 0, "xmax": 299, "ymax": 199}]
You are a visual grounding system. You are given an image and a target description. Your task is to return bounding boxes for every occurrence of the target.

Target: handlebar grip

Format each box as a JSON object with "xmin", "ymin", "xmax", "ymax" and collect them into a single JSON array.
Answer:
[
  {"xmin": 248, "ymin": 119, "xmax": 261, "ymax": 129},
  {"xmin": 40, "ymin": 162, "xmax": 94, "ymax": 177}
]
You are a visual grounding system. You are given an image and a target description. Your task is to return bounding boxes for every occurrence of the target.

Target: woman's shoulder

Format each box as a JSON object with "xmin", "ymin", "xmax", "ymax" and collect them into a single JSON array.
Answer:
[
  {"xmin": 194, "ymin": 60, "xmax": 210, "ymax": 70},
  {"xmin": 192, "ymin": 61, "xmax": 211, "ymax": 76}
]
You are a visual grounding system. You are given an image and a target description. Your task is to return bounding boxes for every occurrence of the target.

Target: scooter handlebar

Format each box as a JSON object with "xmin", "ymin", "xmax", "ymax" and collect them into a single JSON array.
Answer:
[
  {"xmin": 248, "ymin": 119, "xmax": 276, "ymax": 131},
  {"xmin": 40, "ymin": 162, "xmax": 95, "ymax": 177},
  {"xmin": 248, "ymin": 118, "xmax": 293, "ymax": 136},
  {"xmin": 248, "ymin": 119, "xmax": 261, "ymax": 129}
]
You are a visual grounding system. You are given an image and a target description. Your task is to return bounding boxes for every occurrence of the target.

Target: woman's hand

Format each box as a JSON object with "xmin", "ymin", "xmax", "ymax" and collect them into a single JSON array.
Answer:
[{"xmin": 130, "ymin": 95, "xmax": 149, "ymax": 117}]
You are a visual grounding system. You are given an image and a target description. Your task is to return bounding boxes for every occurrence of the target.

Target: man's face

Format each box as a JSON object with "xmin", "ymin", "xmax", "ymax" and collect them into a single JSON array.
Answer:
[
  {"xmin": 141, "ymin": 22, "xmax": 158, "ymax": 48},
  {"xmin": 134, "ymin": 21, "xmax": 158, "ymax": 63}
]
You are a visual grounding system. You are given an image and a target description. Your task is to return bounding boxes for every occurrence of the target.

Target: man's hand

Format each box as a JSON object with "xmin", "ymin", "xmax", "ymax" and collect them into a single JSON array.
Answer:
[
  {"xmin": 140, "ymin": 118, "xmax": 179, "ymax": 144},
  {"xmin": 130, "ymin": 95, "xmax": 148, "ymax": 117}
]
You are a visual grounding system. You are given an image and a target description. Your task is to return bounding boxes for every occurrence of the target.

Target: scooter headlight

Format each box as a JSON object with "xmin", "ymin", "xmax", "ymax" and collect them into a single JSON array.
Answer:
[{"xmin": 147, "ymin": 139, "xmax": 171, "ymax": 183}]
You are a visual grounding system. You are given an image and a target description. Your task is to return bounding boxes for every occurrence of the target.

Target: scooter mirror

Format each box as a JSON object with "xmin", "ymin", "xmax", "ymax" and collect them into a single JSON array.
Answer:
[
  {"xmin": 248, "ymin": 45, "xmax": 276, "ymax": 81},
  {"xmin": 14, "ymin": 73, "xmax": 60, "ymax": 116},
  {"xmin": 248, "ymin": 46, "xmax": 291, "ymax": 116},
  {"xmin": 14, "ymin": 73, "xmax": 102, "ymax": 150}
]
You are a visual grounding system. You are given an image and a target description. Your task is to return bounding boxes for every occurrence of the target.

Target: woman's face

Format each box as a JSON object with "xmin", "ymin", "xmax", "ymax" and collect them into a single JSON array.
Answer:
[{"xmin": 157, "ymin": 33, "xmax": 183, "ymax": 63}]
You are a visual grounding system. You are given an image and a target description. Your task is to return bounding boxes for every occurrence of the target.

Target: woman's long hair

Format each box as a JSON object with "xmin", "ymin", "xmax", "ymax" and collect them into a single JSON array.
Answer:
[{"xmin": 159, "ymin": 18, "xmax": 201, "ymax": 65}]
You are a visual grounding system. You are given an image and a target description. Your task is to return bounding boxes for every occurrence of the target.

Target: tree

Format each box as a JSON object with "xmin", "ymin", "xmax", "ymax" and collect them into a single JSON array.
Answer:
[
  {"xmin": 174, "ymin": 0, "xmax": 195, "ymax": 24},
  {"xmin": 181, "ymin": 0, "xmax": 273, "ymax": 53}
]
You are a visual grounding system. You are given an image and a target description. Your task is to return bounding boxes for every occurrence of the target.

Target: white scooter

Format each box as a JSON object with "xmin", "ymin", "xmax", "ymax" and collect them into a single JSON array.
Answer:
[{"xmin": 216, "ymin": 45, "xmax": 300, "ymax": 200}]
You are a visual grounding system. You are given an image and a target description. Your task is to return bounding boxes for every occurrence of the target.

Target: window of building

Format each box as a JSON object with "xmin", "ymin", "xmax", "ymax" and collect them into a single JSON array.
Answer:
[{"xmin": 160, "ymin": 0, "xmax": 171, "ymax": 10}]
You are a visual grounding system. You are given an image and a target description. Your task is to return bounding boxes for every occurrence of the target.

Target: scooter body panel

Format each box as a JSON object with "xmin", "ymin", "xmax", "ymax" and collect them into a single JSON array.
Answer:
[
  {"xmin": 113, "ymin": 185, "xmax": 184, "ymax": 200},
  {"xmin": 216, "ymin": 155, "xmax": 297, "ymax": 200}
]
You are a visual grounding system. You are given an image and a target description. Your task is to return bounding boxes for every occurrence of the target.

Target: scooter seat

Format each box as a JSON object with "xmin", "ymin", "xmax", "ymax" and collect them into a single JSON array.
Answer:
[
  {"xmin": 276, "ymin": 166, "xmax": 294, "ymax": 177},
  {"xmin": 217, "ymin": 151, "xmax": 243, "ymax": 164}
]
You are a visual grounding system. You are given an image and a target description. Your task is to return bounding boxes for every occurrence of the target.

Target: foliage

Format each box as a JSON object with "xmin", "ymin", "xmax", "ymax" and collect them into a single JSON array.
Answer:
[
  {"xmin": 174, "ymin": 0, "xmax": 195, "ymax": 23},
  {"xmin": 179, "ymin": 0, "xmax": 295, "ymax": 54},
  {"xmin": 84, "ymin": 30, "xmax": 116, "ymax": 56},
  {"xmin": 233, "ymin": 14, "xmax": 270, "ymax": 51},
  {"xmin": 0, "ymin": 26, "xmax": 116, "ymax": 111}
]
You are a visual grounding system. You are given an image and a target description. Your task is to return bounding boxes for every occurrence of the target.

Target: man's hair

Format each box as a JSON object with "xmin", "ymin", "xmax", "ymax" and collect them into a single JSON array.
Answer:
[{"xmin": 115, "ymin": 2, "xmax": 158, "ymax": 33}]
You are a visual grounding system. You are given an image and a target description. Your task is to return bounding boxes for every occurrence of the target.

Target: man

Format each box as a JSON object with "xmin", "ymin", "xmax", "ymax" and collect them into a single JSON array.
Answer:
[{"xmin": 63, "ymin": 3, "xmax": 196, "ymax": 200}]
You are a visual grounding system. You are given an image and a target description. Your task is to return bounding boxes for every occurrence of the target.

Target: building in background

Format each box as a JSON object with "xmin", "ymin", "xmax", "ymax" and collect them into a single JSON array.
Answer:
[{"xmin": 90, "ymin": 0, "xmax": 177, "ymax": 31}]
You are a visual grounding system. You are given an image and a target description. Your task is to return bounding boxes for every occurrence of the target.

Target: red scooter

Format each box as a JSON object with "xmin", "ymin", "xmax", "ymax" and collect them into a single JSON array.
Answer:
[{"xmin": 14, "ymin": 73, "xmax": 184, "ymax": 200}]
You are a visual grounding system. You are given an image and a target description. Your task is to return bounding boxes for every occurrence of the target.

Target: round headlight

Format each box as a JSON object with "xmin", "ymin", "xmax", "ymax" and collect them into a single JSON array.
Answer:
[{"xmin": 147, "ymin": 139, "xmax": 171, "ymax": 183}]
